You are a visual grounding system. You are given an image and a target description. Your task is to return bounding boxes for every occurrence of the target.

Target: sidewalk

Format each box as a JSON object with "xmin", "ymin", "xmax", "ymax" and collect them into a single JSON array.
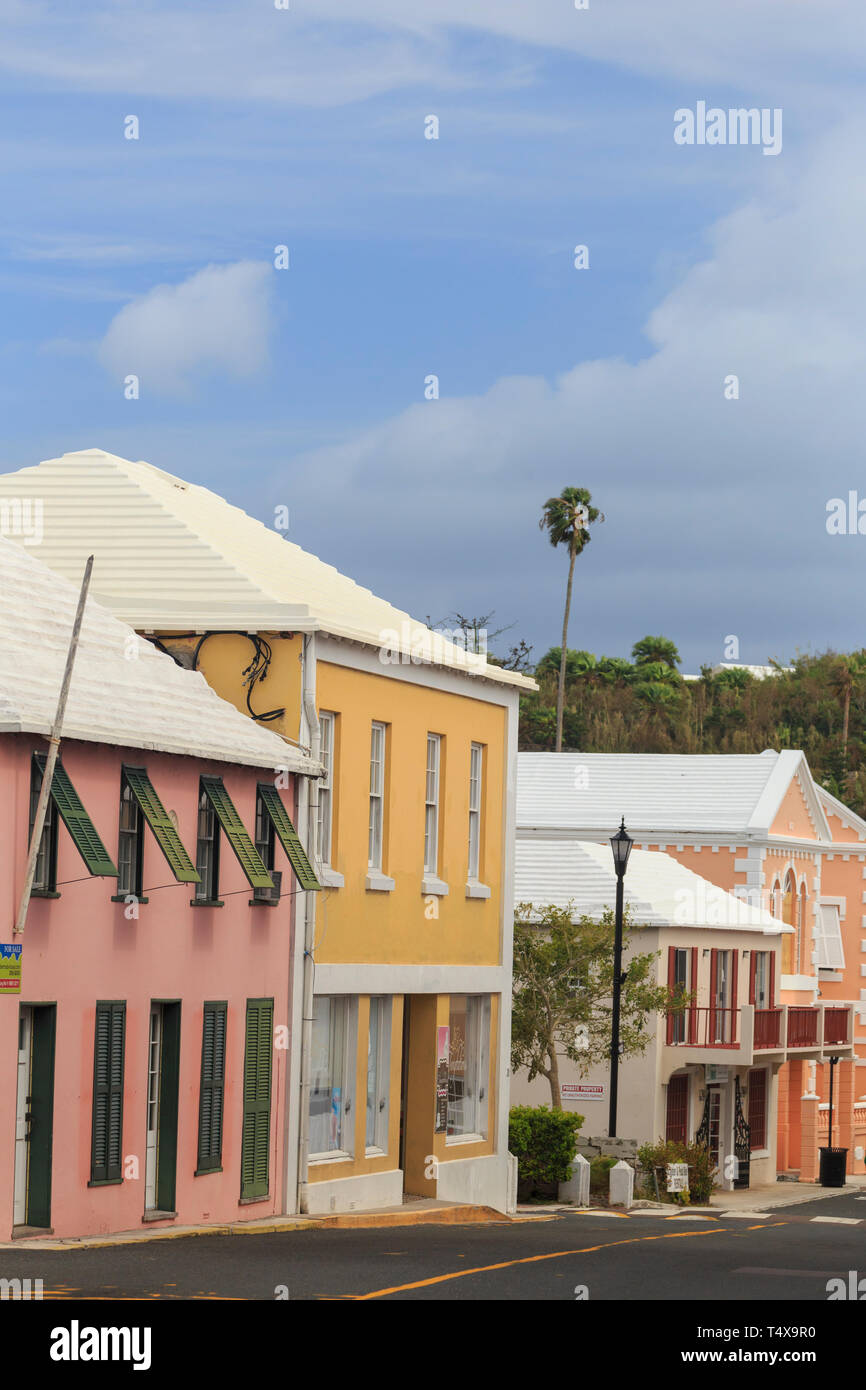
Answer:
[
  {"xmin": 0, "ymin": 1198, "xmax": 508, "ymax": 1251},
  {"xmin": 516, "ymin": 1174, "xmax": 866, "ymax": 1219}
]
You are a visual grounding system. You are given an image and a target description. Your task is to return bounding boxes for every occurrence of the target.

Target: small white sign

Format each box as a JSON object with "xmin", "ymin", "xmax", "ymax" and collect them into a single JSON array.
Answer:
[
  {"xmin": 706, "ymin": 1065, "xmax": 729, "ymax": 1083},
  {"xmin": 667, "ymin": 1162, "xmax": 689, "ymax": 1193},
  {"xmin": 562, "ymin": 1083, "xmax": 606, "ymax": 1102}
]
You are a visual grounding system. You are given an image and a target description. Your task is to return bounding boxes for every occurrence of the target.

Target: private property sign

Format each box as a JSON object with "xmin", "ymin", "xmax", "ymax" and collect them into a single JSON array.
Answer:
[{"xmin": 562, "ymin": 1083, "xmax": 606, "ymax": 1103}]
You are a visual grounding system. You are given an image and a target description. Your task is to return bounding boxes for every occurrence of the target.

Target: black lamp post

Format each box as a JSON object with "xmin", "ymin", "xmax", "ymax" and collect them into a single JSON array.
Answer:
[{"xmin": 608, "ymin": 817, "xmax": 633, "ymax": 1139}]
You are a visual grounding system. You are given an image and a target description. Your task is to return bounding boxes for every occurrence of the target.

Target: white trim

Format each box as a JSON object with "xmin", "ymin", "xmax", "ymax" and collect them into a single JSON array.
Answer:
[
  {"xmin": 366, "ymin": 871, "xmax": 395, "ymax": 893},
  {"xmin": 465, "ymin": 881, "xmax": 492, "ymax": 900},
  {"xmin": 317, "ymin": 631, "xmax": 528, "ymax": 701},
  {"xmin": 320, "ymin": 867, "xmax": 345, "ymax": 889},
  {"xmin": 422, "ymin": 875, "xmax": 449, "ymax": 897},
  {"xmin": 314, "ymin": 965, "xmax": 509, "ymax": 994}
]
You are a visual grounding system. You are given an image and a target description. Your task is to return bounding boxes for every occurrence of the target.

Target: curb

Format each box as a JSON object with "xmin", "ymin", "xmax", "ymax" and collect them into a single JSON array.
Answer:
[{"xmin": 0, "ymin": 1204, "xmax": 506, "ymax": 1251}]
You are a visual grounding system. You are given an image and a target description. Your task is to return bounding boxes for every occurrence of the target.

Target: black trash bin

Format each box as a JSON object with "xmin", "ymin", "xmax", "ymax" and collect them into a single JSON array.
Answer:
[{"xmin": 819, "ymin": 1147, "xmax": 848, "ymax": 1187}]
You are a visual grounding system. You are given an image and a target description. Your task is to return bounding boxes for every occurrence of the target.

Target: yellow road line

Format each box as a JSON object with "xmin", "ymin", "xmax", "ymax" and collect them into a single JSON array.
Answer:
[{"xmin": 351, "ymin": 1226, "xmax": 729, "ymax": 1299}]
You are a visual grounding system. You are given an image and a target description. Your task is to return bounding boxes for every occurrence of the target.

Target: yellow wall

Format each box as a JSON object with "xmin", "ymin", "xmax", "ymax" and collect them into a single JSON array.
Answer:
[
  {"xmin": 155, "ymin": 631, "xmax": 304, "ymax": 742},
  {"xmin": 316, "ymin": 660, "xmax": 506, "ymax": 966}
]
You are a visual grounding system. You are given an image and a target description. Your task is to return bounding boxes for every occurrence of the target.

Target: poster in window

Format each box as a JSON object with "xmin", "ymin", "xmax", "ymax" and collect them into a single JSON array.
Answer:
[{"xmin": 435, "ymin": 1025, "xmax": 449, "ymax": 1133}]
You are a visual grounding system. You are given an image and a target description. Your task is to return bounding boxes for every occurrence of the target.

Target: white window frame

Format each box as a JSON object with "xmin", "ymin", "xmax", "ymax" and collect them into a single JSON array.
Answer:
[
  {"xmin": 368, "ymin": 722, "xmax": 386, "ymax": 871},
  {"xmin": 467, "ymin": 743, "xmax": 483, "ymax": 881},
  {"xmin": 446, "ymin": 994, "xmax": 491, "ymax": 1143},
  {"xmin": 317, "ymin": 712, "xmax": 335, "ymax": 868},
  {"xmin": 365, "ymin": 996, "xmax": 391, "ymax": 1154},
  {"xmin": 753, "ymin": 950, "xmax": 770, "ymax": 1008},
  {"xmin": 309, "ymin": 995, "xmax": 357, "ymax": 1161},
  {"xmin": 424, "ymin": 734, "xmax": 441, "ymax": 876}
]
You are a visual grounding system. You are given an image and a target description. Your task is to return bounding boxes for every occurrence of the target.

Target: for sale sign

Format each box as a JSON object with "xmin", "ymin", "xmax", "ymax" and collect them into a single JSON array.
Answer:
[{"xmin": 0, "ymin": 943, "xmax": 22, "ymax": 993}]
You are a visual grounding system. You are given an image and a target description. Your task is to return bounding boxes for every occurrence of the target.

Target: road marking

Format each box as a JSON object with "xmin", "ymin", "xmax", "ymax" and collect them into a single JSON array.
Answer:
[
  {"xmin": 350, "ymin": 1226, "xmax": 726, "ymax": 1299},
  {"xmin": 810, "ymin": 1216, "xmax": 861, "ymax": 1225},
  {"xmin": 718, "ymin": 1212, "xmax": 771, "ymax": 1219},
  {"xmin": 666, "ymin": 1214, "xmax": 714, "ymax": 1221}
]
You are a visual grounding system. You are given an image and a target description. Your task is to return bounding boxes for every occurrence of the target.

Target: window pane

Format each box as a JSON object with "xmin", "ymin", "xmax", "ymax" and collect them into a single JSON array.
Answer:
[
  {"xmin": 366, "ymin": 999, "xmax": 381, "ymax": 1149},
  {"xmin": 447, "ymin": 995, "xmax": 489, "ymax": 1139},
  {"xmin": 310, "ymin": 996, "xmax": 347, "ymax": 1154}
]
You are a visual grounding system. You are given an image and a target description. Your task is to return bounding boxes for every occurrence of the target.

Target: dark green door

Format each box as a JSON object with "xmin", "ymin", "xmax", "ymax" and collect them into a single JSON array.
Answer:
[
  {"xmin": 155, "ymin": 1002, "xmax": 181, "ymax": 1213},
  {"xmin": 27, "ymin": 1005, "xmax": 56, "ymax": 1228},
  {"xmin": 241, "ymin": 999, "xmax": 273, "ymax": 1199}
]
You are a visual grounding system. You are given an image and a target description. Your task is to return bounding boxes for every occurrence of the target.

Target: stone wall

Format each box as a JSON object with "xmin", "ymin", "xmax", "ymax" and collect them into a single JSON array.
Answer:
[{"xmin": 576, "ymin": 1135, "xmax": 638, "ymax": 1164}]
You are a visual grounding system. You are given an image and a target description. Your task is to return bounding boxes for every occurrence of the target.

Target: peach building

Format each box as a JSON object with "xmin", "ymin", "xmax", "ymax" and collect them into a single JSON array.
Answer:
[
  {"xmin": 0, "ymin": 535, "xmax": 320, "ymax": 1239},
  {"xmin": 517, "ymin": 751, "xmax": 860, "ymax": 1183}
]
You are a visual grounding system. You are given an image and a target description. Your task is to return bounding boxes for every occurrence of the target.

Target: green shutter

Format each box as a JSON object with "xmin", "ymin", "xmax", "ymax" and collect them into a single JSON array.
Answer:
[
  {"xmin": 123, "ymin": 767, "xmax": 200, "ymax": 883},
  {"xmin": 258, "ymin": 783, "xmax": 321, "ymax": 891},
  {"xmin": 240, "ymin": 998, "xmax": 273, "ymax": 1199},
  {"xmin": 197, "ymin": 1002, "xmax": 227, "ymax": 1173},
  {"xmin": 36, "ymin": 755, "xmax": 117, "ymax": 878},
  {"xmin": 201, "ymin": 777, "xmax": 273, "ymax": 890},
  {"xmin": 91, "ymin": 1001, "xmax": 125, "ymax": 1184}
]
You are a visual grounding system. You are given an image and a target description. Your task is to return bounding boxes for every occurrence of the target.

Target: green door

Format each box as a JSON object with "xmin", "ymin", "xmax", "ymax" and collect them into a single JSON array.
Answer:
[
  {"xmin": 27, "ymin": 1005, "xmax": 56, "ymax": 1229},
  {"xmin": 156, "ymin": 1002, "xmax": 181, "ymax": 1213},
  {"xmin": 241, "ymin": 999, "xmax": 273, "ymax": 1200}
]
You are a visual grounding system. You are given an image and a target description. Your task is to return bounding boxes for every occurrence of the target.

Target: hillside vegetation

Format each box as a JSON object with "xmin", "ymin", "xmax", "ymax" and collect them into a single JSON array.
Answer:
[{"xmin": 518, "ymin": 641, "xmax": 866, "ymax": 819}]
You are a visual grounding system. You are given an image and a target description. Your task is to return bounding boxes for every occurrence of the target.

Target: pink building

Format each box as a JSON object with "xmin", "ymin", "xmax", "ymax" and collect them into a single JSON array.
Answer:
[{"xmin": 0, "ymin": 536, "xmax": 320, "ymax": 1239}]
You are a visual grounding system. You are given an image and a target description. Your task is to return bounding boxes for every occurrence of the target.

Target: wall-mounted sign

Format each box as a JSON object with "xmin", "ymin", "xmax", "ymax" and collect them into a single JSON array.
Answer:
[
  {"xmin": 562, "ymin": 1083, "xmax": 606, "ymax": 1103},
  {"xmin": 435, "ymin": 1025, "xmax": 449, "ymax": 1133},
  {"xmin": 0, "ymin": 943, "xmax": 22, "ymax": 993},
  {"xmin": 706, "ymin": 1066, "xmax": 729, "ymax": 1084}
]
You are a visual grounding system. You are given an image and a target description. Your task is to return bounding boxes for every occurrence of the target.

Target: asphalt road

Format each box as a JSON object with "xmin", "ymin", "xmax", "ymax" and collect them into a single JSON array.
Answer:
[{"xmin": 3, "ymin": 1190, "xmax": 866, "ymax": 1303}]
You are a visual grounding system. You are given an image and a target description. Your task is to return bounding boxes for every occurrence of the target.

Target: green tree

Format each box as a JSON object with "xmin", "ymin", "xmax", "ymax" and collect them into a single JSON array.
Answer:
[
  {"xmin": 539, "ymin": 488, "xmax": 604, "ymax": 752},
  {"xmin": 631, "ymin": 635, "xmax": 681, "ymax": 669},
  {"xmin": 511, "ymin": 901, "xmax": 682, "ymax": 1109}
]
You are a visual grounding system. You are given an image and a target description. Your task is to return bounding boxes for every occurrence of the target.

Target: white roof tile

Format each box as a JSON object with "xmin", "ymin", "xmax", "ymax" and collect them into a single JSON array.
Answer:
[
  {"xmin": 0, "ymin": 534, "xmax": 319, "ymax": 773},
  {"xmin": 0, "ymin": 449, "xmax": 533, "ymax": 691},
  {"xmin": 517, "ymin": 750, "xmax": 831, "ymax": 839},
  {"xmin": 515, "ymin": 840, "xmax": 787, "ymax": 933}
]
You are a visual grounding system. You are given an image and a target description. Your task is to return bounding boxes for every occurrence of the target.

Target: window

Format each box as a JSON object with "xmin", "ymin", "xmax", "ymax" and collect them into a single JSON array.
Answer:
[
  {"xmin": 748, "ymin": 1068, "xmax": 767, "ymax": 1150},
  {"xmin": 711, "ymin": 949, "xmax": 733, "ymax": 1044},
  {"xmin": 317, "ymin": 712, "xmax": 335, "ymax": 866},
  {"xmin": 365, "ymin": 997, "xmax": 390, "ymax": 1151},
  {"xmin": 816, "ymin": 903, "xmax": 845, "ymax": 970},
  {"xmin": 252, "ymin": 789, "xmax": 278, "ymax": 904},
  {"xmin": 467, "ymin": 743, "xmax": 483, "ymax": 881},
  {"xmin": 368, "ymin": 722, "xmax": 386, "ymax": 871},
  {"xmin": 90, "ymin": 1001, "xmax": 126, "ymax": 1185},
  {"xmin": 117, "ymin": 778, "xmax": 144, "ymax": 899},
  {"xmin": 752, "ymin": 951, "xmax": 771, "ymax": 1008},
  {"xmin": 195, "ymin": 786, "xmax": 220, "ymax": 902},
  {"xmin": 120, "ymin": 768, "xmax": 199, "ymax": 884},
  {"xmin": 310, "ymin": 996, "xmax": 354, "ymax": 1156},
  {"xmin": 424, "ymin": 734, "xmax": 441, "ymax": 875},
  {"xmin": 29, "ymin": 755, "xmax": 58, "ymax": 893},
  {"xmin": 781, "ymin": 871, "xmax": 798, "ymax": 973},
  {"xmin": 197, "ymin": 1003, "xmax": 227, "ymax": 1174},
  {"xmin": 446, "ymin": 995, "xmax": 490, "ymax": 1140}
]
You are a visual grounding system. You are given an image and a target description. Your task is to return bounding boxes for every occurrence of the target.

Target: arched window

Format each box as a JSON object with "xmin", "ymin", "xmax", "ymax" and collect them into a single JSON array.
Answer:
[{"xmin": 781, "ymin": 870, "xmax": 797, "ymax": 974}]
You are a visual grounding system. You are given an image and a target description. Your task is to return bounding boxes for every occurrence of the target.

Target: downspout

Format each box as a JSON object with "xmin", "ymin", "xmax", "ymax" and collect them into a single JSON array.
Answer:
[{"xmin": 296, "ymin": 632, "xmax": 320, "ymax": 1213}]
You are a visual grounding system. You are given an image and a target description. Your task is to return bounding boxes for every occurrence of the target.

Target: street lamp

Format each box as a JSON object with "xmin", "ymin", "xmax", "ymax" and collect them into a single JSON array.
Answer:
[{"xmin": 608, "ymin": 817, "xmax": 633, "ymax": 1139}]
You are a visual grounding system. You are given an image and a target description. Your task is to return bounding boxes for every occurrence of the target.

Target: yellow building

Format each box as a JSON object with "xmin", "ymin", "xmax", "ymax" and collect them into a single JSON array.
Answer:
[{"xmin": 0, "ymin": 448, "xmax": 535, "ymax": 1213}]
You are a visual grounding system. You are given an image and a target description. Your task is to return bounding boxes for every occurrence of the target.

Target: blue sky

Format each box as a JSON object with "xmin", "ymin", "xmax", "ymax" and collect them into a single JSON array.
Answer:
[{"xmin": 1, "ymin": 1, "xmax": 865, "ymax": 671}]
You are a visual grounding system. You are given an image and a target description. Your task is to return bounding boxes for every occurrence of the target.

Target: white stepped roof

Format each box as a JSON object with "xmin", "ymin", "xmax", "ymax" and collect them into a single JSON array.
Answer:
[
  {"xmin": 515, "ymin": 840, "xmax": 788, "ymax": 934},
  {"xmin": 517, "ymin": 750, "xmax": 831, "ymax": 841},
  {"xmin": 0, "ymin": 449, "xmax": 533, "ymax": 691},
  {"xmin": 0, "ymin": 534, "xmax": 319, "ymax": 772}
]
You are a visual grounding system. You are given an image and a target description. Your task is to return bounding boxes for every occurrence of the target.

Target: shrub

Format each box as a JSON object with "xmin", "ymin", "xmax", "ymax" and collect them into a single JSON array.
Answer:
[
  {"xmin": 589, "ymin": 1155, "xmax": 618, "ymax": 1194},
  {"xmin": 509, "ymin": 1105, "xmax": 583, "ymax": 1196},
  {"xmin": 636, "ymin": 1138, "xmax": 717, "ymax": 1205}
]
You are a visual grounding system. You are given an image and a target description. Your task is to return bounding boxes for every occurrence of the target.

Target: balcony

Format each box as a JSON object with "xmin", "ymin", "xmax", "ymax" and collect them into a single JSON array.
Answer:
[{"xmin": 661, "ymin": 1002, "xmax": 855, "ymax": 1069}]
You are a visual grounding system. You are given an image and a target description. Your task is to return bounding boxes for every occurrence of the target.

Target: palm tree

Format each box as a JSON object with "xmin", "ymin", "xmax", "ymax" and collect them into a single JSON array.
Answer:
[
  {"xmin": 631, "ymin": 635, "xmax": 681, "ymax": 669},
  {"xmin": 539, "ymin": 488, "xmax": 603, "ymax": 752},
  {"xmin": 829, "ymin": 652, "xmax": 866, "ymax": 766}
]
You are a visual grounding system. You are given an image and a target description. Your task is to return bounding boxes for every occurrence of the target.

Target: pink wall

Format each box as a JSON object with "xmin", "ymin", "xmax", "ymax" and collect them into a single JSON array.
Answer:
[{"xmin": 0, "ymin": 734, "xmax": 296, "ymax": 1240}]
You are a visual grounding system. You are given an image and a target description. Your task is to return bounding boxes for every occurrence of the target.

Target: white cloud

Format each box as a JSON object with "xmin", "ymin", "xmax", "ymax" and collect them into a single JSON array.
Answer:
[
  {"xmin": 274, "ymin": 120, "xmax": 866, "ymax": 662},
  {"xmin": 98, "ymin": 261, "xmax": 273, "ymax": 396}
]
